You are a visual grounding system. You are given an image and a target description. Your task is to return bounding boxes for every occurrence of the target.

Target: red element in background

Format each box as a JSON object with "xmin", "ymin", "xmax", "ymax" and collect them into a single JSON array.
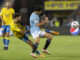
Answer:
[{"xmin": 70, "ymin": 28, "xmax": 75, "ymax": 32}]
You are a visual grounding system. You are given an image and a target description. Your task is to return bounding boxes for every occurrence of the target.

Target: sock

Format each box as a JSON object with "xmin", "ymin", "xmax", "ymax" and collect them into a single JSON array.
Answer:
[
  {"xmin": 32, "ymin": 43, "xmax": 39, "ymax": 53},
  {"xmin": 6, "ymin": 37, "xmax": 10, "ymax": 47},
  {"xmin": 3, "ymin": 37, "xmax": 6, "ymax": 46},
  {"xmin": 23, "ymin": 36, "xmax": 29, "ymax": 43},
  {"xmin": 44, "ymin": 38, "xmax": 51, "ymax": 50},
  {"xmin": 36, "ymin": 51, "xmax": 40, "ymax": 55}
]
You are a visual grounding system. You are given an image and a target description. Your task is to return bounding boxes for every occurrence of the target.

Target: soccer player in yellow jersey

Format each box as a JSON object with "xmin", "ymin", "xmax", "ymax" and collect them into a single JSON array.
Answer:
[
  {"xmin": 10, "ymin": 13, "xmax": 45, "ymax": 58},
  {"xmin": 0, "ymin": 1, "xmax": 15, "ymax": 50}
]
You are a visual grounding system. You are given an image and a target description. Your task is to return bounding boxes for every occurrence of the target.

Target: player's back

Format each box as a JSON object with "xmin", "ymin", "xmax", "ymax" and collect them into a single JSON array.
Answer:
[
  {"xmin": 30, "ymin": 12, "xmax": 40, "ymax": 34},
  {"xmin": 10, "ymin": 21, "xmax": 25, "ymax": 39}
]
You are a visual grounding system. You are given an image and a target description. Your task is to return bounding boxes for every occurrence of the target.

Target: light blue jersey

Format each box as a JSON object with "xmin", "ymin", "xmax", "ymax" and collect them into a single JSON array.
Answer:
[{"xmin": 30, "ymin": 12, "xmax": 40, "ymax": 34}]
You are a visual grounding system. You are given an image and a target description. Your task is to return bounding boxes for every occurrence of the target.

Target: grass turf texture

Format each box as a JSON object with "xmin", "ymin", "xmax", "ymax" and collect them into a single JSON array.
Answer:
[{"xmin": 0, "ymin": 36, "xmax": 80, "ymax": 60}]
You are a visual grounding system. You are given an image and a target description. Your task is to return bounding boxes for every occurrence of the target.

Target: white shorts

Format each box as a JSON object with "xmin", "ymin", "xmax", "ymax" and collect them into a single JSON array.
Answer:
[{"xmin": 31, "ymin": 31, "xmax": 46, "ymax": 40}]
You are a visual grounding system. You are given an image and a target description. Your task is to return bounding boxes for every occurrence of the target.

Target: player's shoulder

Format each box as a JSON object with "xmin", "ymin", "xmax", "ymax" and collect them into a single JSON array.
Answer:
[
  {"xmin": 31, "ymin": 13, "xmax": 38, "ymax": 19},
  {"xmin": 10, "ymin": 8, "xmax": 14, "ymax": 10},
  {"xmin": 31, "ymin": 12, "xmax": 37, "ymax": 17},
  {"xmin": 1, "ymin": 7, "xmax": 6, "ymax": 11}
]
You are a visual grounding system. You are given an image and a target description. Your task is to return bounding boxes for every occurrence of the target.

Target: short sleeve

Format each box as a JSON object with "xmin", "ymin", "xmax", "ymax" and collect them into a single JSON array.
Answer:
[
  {"xmin": 11, "ymin": 25, "xmax": 21, "ymax": 32},
  {"xmin": 0, "ymin": 9, "xmax": 3, "ymax": 16},
  {"xmin": 11, "ymin": 9, "xmax": 15, "ymax": 14}
]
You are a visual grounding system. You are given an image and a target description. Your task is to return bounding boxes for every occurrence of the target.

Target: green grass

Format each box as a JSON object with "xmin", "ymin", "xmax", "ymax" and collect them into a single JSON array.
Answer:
[{"xmin": 0, "ymin": 36, "xmax": 80, "ymax": 60}]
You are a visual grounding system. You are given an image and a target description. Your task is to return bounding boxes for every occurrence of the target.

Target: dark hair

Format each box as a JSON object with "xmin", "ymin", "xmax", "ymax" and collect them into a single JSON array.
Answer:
[
  {"xmin": 13, "ymin": 13, "xmax": 20, "ymax": 19},
  {"xmin": 34, "ymin": 5, "xmax": 43, "ymax": 11}
]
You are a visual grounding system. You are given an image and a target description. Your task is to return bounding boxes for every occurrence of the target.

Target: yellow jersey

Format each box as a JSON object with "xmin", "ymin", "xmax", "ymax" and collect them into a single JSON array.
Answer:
[
  {"xmin": 10, "ymin": 21, "xmax": 25, "ymax": 39},
  {"xmin": 0, "ymin": 7, "xmax": 15, "ymax": 25}
]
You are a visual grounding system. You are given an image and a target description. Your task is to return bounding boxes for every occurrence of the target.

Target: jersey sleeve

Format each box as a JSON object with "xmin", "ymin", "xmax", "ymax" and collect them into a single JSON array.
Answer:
[
  {"xmin": 11, "ymin": 9, "xmax": 15, "ymax": 14},
  {"xmin": 0, "ymin": 9, "xmax": 3, "ymax": 16},
  {"xmin": 11, "ymin": 25, "xmax": 21, "ymax": 32}
]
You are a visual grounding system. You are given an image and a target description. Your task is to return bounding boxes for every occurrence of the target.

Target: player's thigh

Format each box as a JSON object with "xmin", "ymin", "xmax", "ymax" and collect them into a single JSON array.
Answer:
[
  {"xmin": 6, "ymin": 25, "xmax": 10, "ymax": 33},
  {"xmin": 2, "ymin": 33, "xmax": 6, "ymax": 37},
  {"xmin": 32, "ymin": 31, "xmax": 40, "ymax": 43},
  {"xmin": 6, "ymin": 25, "xmax": 10, "ymax": 37},
  {"xmin": 43, "ymin": 32, "xmax": 53, "ymax": 39},
  {"xmin": 39, "ymin": 31, "xmax": 46, "ymax": 37},
  {"xmin": 2, "ymin": 25, "xmax": 6, "ymax": 34}
]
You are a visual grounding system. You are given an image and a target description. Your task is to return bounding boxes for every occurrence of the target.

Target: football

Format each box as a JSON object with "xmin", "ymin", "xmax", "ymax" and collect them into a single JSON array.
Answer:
[{"xmin": 71, "ymin": 21, "xmax": 79, "ymax": 29}]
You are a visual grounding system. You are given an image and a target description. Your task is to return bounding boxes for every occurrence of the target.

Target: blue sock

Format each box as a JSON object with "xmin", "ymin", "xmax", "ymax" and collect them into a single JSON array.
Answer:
[
  {"xmin": 3, "ymin": 39, "xmax": 6, "ymax": 46},
  {"xmin": 6, "ymin": 40, "xmax": 10, "ymax": 47},
  {"xmin": 36, "ymin": 51, "xmax": 40, "ymax": 55}
]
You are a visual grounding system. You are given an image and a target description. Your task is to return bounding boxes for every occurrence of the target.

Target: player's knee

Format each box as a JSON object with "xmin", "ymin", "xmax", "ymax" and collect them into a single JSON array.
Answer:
[
  {"xmin": 35, "ymin": 39, "xmax": 40, "ymax": 43},
  {"xmin": 35, "ymin": 37, "xmax": 40, "ymax": 43},
  {"xmin": 2, "ymin": 33, "xmax": 5, "ymax": 37},
  {"xmin": 6, "ymin": 35, "xmax": 9, "ymax": 37},
  {"xmin": 48, "ymin": 34, "xmax": 53, "ymax": 40},
  {"xmin": 6, "ymin": 33, "xmax": 10, "ymax": 37},
  {"xmin": 2, "ymin": 35, "xmax": 5, "ymax": 37}
]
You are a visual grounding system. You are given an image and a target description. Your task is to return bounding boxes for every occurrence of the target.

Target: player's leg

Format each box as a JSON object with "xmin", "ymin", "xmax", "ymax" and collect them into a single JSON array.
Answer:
[
  {"xmin": 27, "ymin": 40, "xmax": 45, "ymax": 57},
  {"xmin": 30, "ymin": 31, "xmax": 40, "ymax": 58},
  {"xmin": 45, "ymin": 29, "xmax": 60, "ymax": 35},
  {"xmin": 20, "ymin": 35, "xmax": 44, "ymax": 58},
  {"xmin": 40, "ymin": 31, "xmax": 53, "ymax": 54},
  {"xmin": 30, "ymin": 37, "xmax": 40, "ymax": 58},
  {"xmin": 6, "ymin": 25, "xmax": 10, "ymax": 50},
  {"xmin": 2, "ymin": 25, "xmax": 7, "ymax": 50}
]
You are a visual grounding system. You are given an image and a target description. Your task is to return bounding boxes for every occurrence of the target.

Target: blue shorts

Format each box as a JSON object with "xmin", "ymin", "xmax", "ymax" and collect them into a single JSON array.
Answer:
[
  {"xmin": 2, "ymin": 25, "xmax": 10, "ymax": 33},
  {"xmin": 20, "ymin": 35, "xmax": 29, "ymax": 43}
]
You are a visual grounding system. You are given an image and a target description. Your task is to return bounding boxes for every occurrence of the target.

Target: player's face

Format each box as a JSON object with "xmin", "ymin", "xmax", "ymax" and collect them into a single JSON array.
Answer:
[
  {"xmin": 18, "ymin": 16, "xmax": 21, "ymax": 21},
  {"xmin": 5, "ymin": 2, "xmax": 11, "ymax": 8}
]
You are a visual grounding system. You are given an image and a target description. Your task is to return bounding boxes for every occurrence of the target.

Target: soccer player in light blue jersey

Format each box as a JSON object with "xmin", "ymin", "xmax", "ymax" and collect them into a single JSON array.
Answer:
[{"xmin": 30, "ymin": 5, "xmax": 53, "ymax": 57}]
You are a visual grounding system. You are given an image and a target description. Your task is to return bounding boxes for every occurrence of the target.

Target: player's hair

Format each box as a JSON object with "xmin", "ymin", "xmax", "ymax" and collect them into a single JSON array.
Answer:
[
  {"xmin": 13, "ymin": 13, "xmax": 21, "ymax": 19},
  {"xmin": 34, "ymin": 5, "xmax": 43, "ymax": 11},
  {"xmin": 5, "ymin": 0, "xmax": 11, "ymax": 2}
]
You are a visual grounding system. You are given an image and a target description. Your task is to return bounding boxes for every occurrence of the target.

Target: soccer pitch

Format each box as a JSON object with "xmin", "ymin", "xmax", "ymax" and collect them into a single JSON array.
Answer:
[{"xmin": 0, "ymin": 36, "xmax": 80, "ymax": 60}]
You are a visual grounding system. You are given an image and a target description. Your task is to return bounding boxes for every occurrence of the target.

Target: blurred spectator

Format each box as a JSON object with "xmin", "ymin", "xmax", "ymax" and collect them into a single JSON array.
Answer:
[
  {"xmin": 20, "ymin": 8, "xmax": 27, "ymax": 13},
  {"xmin": 0, "ymin": 0, "xmax": 4, "ymax": 5},
  {"xmin": 50, "ymin": 17, "xmax": 60, "ymax": 27},
  {"xmin": 54, "ymin": 20, "xmax": 60, "ymax": 27}
]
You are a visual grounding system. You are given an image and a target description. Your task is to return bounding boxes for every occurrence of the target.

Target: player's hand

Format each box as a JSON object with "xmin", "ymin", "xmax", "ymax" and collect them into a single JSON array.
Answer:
[
  {"xmin": 2, "ymin": 20, "xmax": 5, "ymax": 25},
  {"xmin": 21, "ymin": 30, "xmax": 26, "ymax": 34},
  {"xmin": 43, "ymin": 15, "xmax": 48, "ymax": 22},
  {"xmin": 43, "ymin": 15, "xmax": 47, "ymax": 18},
  {"xmin": 44, "ymin": 17, "xmax": 48, "ymax": 23}
]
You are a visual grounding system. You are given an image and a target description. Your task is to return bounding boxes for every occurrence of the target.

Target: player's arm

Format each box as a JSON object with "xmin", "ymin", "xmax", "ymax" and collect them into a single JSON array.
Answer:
[
  {"xmin": 0, "ymin": 9, "xmax": 5, "ymax": 25},
  {"xmin": 12, "ymin": 9, "xmax": 15, "ymax": 14},
  {"xmin": 11, "ymin": 8, "xmax": 15, "ymax": 19},
  {"xmin": 36, "ymin": 17, "xmax": 48, "ymax": 27},
  {"xmin": 11, "ymin": 25, "xmax": 26, "ymax": 34},
  {"xmin": 0, "ymin": 14, "xmax": 5, "ymax": 25}
]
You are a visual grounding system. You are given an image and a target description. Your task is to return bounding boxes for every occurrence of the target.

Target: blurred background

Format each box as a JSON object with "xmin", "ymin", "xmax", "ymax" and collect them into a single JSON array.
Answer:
[{"xmin": 0, "ymin": 0, "xmax": 80, "ymax": 35}]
